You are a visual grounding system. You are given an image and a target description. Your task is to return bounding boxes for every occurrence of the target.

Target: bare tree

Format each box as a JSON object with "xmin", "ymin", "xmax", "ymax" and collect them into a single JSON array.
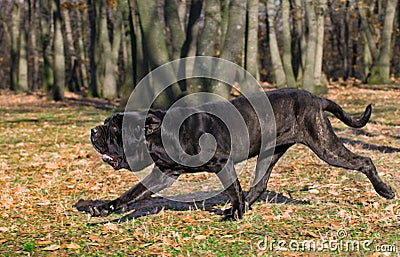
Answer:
[
  {"xmin": 281, "ymin": 0, "xmax": 296, "ymax": 87},
  {"xmin": 267, "ymin": 0, "xmax": 286, "ymax": 88},
  {"xmin": 52, "ymin": 0, "xmax": 65, "ymax": 101},
  {"xmin": 10, "ymin": 0, "xmax": 20, "ymax": 91}
]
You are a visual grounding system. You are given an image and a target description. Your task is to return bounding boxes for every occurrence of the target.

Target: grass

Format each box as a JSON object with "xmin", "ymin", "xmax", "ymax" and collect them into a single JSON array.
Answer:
[{"xmin": 0, "ymin": 86, "xmax": 399, "ymax": 256}]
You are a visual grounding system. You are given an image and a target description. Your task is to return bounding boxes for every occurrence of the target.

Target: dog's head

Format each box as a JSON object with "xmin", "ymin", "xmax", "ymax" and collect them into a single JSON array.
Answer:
[{"xmin": 90, "ymin": 111, "xmax": 164, "ymax": 171}]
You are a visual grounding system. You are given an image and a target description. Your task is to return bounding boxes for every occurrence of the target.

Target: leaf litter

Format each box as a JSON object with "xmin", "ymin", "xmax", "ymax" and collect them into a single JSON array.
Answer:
[{"xmin": 0, "ymin": 87, "xmax": 399, "ymax": 255}]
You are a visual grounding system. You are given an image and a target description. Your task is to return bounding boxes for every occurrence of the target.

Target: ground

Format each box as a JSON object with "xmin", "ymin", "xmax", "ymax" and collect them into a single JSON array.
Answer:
[{"xmin": 0, "ymin": 85, "xmax": 399, "ymax": 256}]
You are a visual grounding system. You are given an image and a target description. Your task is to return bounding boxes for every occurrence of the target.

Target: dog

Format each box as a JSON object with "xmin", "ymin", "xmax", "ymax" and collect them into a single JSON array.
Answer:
[{"xmin": 76, "ymin": 88, "xmax": 394, "ymax": 220}]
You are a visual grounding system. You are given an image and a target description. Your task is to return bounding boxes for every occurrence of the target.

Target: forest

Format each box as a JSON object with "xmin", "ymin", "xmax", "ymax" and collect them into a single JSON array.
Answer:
[
  {"xmin": 0, "ymin": 0, "xmax": 399, "ymax": 106},
  {"xmin": 1, "ymin": 1, "xmax": 400, "ymax": 255}
]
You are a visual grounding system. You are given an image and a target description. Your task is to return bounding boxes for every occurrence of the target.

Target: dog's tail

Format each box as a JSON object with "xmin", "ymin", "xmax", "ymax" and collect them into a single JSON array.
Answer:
[{"xmin": 323, "ymin": 99, "xmax": 372, "ymax": 128}]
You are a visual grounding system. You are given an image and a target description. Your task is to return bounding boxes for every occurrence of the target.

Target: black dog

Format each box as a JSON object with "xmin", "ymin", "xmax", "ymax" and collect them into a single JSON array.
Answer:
[{"xmin": 76, "ymin": 89, "xmax": 394, "ymax": 220}]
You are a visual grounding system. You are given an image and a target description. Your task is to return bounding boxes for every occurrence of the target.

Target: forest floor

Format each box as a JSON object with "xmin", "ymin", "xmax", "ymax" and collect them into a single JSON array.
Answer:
[{"xmin": 0, "ymin": 85, "xmax": 399, "ymax": 256}]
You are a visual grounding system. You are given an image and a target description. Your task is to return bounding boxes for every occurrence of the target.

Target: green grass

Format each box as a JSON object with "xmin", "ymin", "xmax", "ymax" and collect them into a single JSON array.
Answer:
[{"xmin": 0, "ymin": 87, "xmax": 399, "ymax": 256}]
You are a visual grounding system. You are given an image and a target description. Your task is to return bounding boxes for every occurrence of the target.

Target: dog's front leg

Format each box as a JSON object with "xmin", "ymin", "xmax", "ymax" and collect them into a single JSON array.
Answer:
[
  {"xmin": 76, "ymin": 168, "xmax": 179, "ymax": 217},
  {"xmin": 216, "ymin": 160, "xmax": 246, "ymax": 221}
]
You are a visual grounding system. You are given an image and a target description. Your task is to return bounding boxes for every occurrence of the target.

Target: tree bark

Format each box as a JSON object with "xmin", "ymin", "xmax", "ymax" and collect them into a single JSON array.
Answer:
[
  {"xmin": 313, "ymin": 0, "xmax": 328, "ymax": 93},
  {"xmin": 52, "ymin": 0, "xmax": 65, "ymax": 101},
  {"xmin": 369, "ymin": 0, "xmax": 399, "ymax": 84},
  {"xmin": 62, "ymin": 5, "xmax": 78, "ymax": 91},
  {"xmin": 29, "ymin": 0, "xmax": 39, "ymax": 91},
  {"xmin": 136, "ymin": 0, "xmax": 182, "ymax": 107},
  {"xmin": 302, "ymin": 0, "xmax": 317, "ymax": 92},
  {"xmin": 281, "ymin": 0, "xmax": 296, "ymax": 87},
  {"xmin": 102, "ymin": 3, "xmax": 122, "ymax": 98},
  {"xmin": 18, "ymin": 1, "xmax": 29, "ymax": 92},
  {"xmin": 76, "ymin": 5, "xmax": 89, "ymax": 89},
  {"xmin": 267, "ymin": 0, "xmax": 286, "ymax": 88},
  {"xmin": 210, "ymin": 0, "xmax": 247, "ymax": 98},
  {"xmin": 292, "ymin": 0, "xmax": 306, "ymax": 82},
  {"xmin": 87, "ymin": 0, "xmax": 99, "ymax": 96},
  {"xmin": 10, "ymin": 0, "xmax": 20, "ymax": 91},
  {"xmin": 245, "ymin": 0, "xmax": 259, "ymax": 81},
  {"xmin": 165, "ymin": 0, "xmax": 185, "ymax": 59},
  {"xmin": 187, "ymin": 0, "xmax": 221, "ymax": 96},
  {"xmin": 40, "ymin": 0, "xmax": 54, "ymax": 93}
]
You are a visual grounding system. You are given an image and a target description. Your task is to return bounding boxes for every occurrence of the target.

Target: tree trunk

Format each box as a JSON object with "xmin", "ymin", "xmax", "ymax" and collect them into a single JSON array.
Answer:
[
  {"xmin": 165, "ymin": 0, "xmax": 185, "ymax": 59},
  {"xmin": 62, "ymin": 5, "xmax": 78, "ymax": 91},
  {"xmin": 187, "ymin": 0, "xmax": 221, "ymax": 96},
  {"xmin": 18, "ymin": 1, "xmax": 29, "ymax": 92},
  {"xmin": 245, "ymin": 0, "xmax": 259, "ymax": 81},
  {"xmin": 357, "ymin": 1, "xmax": 379, "ymax": 60},
  {"xmin": 102, "ymin": 3, "xmax": 122, "ymax": 98},
  {"xmin": 52, "ymin": 0, "xmax": 65, "ymax": 101},
  {"xmin": 130, "ymin": 0, "xmax": 146, "ymax": 84},
  {"xmin": 40, "ymin": 0, "xmax": 54, "ymax": 93},
  {"xmin": 267, "ymin": 0, "xmax": 286, "ymax": 88},
  {"xmin": 29, "ymin": 0, "xmax": 39, "ymax": 91},
  {"xmin": 76, "ymin": 6, "xmax": 89, "ymax": 90},
  {"xmin": 10, "ymin": 0, "xmax": 20, "ymax": 91},
  {"xmin": 210, "ymin": 0, "xmax": 247, "ymax": 98},
  {"xmin": 292, "ymin": 0, "xmax": 306, "ymax": 82},
  {"xmin": 313, "ymin": 0, "xmax": 328, "ymax": 94},
  {"xmin": 369, "ymin": 0, "xmax": 399, "ymax": 84},
  {"xmin": 302, "ymin": 0, "xmax": 317, "ymax": 92},
  {"xmin": 281, "ymin": 0, "xmax": 296, "ymax": 87},
  {"xmin": 136, "ymin": 0, "xmax": 182, "ymax": 107},
  {"xmin": 87, "ymin": 0, "xmax": 99, "ymax": 96},
  {"xmin": 197, "ymin": 0, "xmax": 220, "ymax": 57}
]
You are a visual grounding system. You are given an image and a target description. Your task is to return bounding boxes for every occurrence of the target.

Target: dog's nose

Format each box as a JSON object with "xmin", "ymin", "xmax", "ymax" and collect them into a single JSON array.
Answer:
[{"xmin": 91, "ymin": 128, "xmax": 99, "ymax": 137}]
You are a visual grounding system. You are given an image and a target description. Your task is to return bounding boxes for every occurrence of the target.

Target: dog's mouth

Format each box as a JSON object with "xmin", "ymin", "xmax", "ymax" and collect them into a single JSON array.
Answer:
[{"xmin": 102, "ymin": 154, "xmax": 118, "ymax": 169}]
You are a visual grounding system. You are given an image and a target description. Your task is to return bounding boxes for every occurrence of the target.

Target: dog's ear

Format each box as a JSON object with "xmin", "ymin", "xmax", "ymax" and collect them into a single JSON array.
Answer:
[
  {"xmin": 145, "ymin": 111, "xmax": 162, "ymax": 136},
  {"xmin": 104, "ymin": 113, "xmax": 123, "ymax": 126}
]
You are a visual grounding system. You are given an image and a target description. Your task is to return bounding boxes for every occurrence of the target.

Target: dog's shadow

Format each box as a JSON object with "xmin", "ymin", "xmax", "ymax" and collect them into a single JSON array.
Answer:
[{"xmin": 83, "ymin": 191, "xmax": 309, "ymax": 224}]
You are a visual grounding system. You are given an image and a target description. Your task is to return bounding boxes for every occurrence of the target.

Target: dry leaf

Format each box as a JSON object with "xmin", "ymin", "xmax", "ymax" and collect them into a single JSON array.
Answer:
[
  {"xmin": 42, "ymin": 244, "xmax": 60, "ymax": 251},
  {"xmin": 64, "ymin": 243, "xmax": 80, "ymax": 249},
  {"xmin": 0, "ymin": 227, "xmax": 9, "ymax": 233},
  {"xmin": 37, "ymin": 240, "xmax": 53, "ymax": 246},
  {"xmin": 194, "ymin": 235, "xmax": 207, "ymax": 240},
  {"xmin": 0, "ymin": 239, "xmax": 10, "ymax": 244}
]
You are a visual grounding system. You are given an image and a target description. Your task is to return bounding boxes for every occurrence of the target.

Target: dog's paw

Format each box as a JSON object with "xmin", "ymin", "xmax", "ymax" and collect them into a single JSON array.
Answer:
[
  {"xmin": 74, "ymin": 199, "xmax": 114, "ymax": 217},
  {"xmin": 220, "ymin": 202, "xmax": 248, "ymax": 221},
  {"xmin": 375, "ymin": 183, "xmax": 395, "ymax": 199}
]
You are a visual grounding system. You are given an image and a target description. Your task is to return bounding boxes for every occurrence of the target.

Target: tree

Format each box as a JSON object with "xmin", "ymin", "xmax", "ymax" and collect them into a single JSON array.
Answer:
[
  {"xmin": 40, "ymin": 0, "xmax": 54, "ymax": 93},
  {"xmin": 18, "ymin": 0, "xmax": 29, "ymax": 92},
  {"xmin": 52, "ymin": 0, "xmax": 65, "ymax": 101},
  {"xmin": 136, "ymin": 0, "xmax": 182, "ymax": 107},
  {"xmin": 267, "ymin": 0, "xmax": 286, "ymax": 88},
  {"xmin": 211, "ymin": 0, "xmax": 247, "ymax": 98},
  {"xmin": 245, "ymin": 0, "xmax": 260, "ymax": 81},
  {"xmin": 358, "ymin": 0, "xmax": 399, "ymax": 84},
  {"xmin": 101, "ymin": 1, "xmax": 121, "ymax": 98},
  {"xmin": 302, "ymin": 0, "xmax": 327, "ymax": 94},
  {"xmin": 10, "ymin": 0, "xmax": 20, "ymax": 92},
  {"xmin": 281, "ymin": 0, "xmax": 296, "ymax": 87}
]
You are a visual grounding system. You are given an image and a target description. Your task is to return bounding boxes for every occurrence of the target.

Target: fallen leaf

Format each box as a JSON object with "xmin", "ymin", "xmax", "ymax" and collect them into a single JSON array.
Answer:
[
  {"xmin": 64, "ymin": 242, "xmax": 80, "ymax": 249},
  {"xmin": 37, "ymin": 240, "xmax": 53, "ymax": 246},
  {"xmin": 42, "ymin": 244, "xmax": 60, "ymax": 251},
  {"xmin": 194, "ymin": 235, "xmax": 207, "ymax": 240},
  {"xmin": 0, "ymin": 239, "xmax": 10, "ymax": 244},
  {"xmin": 0, "ymin": 227, "xmax": 9, "ymax": 233}
]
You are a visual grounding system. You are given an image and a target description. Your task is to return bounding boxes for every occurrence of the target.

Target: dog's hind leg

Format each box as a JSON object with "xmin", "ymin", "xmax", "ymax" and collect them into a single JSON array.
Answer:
[
  {"xmin": 246, "ymin": 145, "xmax": 292, "ymax": 207},
  {"xmin": 216, "ymin": 159, "xmax": 246, "ymax": 220},
  {"xmin": 303, "ymin": 113, "xmax": 395, "ymax": 199}
]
